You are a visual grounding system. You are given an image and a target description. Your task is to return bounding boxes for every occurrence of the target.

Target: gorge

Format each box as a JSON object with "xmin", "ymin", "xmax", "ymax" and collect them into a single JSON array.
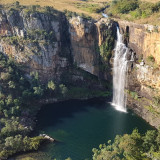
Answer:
[
  {"xmin": 14, "ymin": 100, "xmax": 152, "ymax": 160},
  {"xmin": 0, "ymin": 3, "xmax": 160, "ymax": 159}
]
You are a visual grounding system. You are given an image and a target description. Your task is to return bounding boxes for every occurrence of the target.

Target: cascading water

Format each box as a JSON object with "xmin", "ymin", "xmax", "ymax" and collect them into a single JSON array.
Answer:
[{"xmin": 112, "ymin": 27, "xmax": 129, "ymax": 112}]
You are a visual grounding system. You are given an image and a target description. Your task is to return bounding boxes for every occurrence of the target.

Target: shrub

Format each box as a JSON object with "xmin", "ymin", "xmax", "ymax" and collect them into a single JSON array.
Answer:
[
  {"xmin": 152, "ymin": 2, "xmax": 160, "ymax": 12},
  {"xmin": 130, "ymin": 91, "xmax": 138, "ymax": 100},
  {"xmin": 110, "ymin": 0, "xmax": 139, "ymax": 14},
  {"xmin": 0, "ymin": 72, "xmax": 11, "ymax": 81},
  {"xmin": 64, "ymin": 10, "xmax": 77, "ymax": 18},
  {"xmin": 130, "ymin": 8, "xmax": 142, "ymax": 18},
  {"xmin": 8, "ymin": 81, "xmax": 16, "ymax": 89},
  {"xmin": 33, "ymin": 86, "xmax": 44, "ymax": 96},
  {"xmin": 15, "ymin": 1, "xmax": 20, "ymax": 8},
  {"xmin": 153, "ymin": 96, "xmax": 160, "ymax": 106},
  {"xmin": 109, "ymin": 0, "xmax": 160, "ymax": 20},
  {"xmin": 59, "ymin": 84, "xmax": 68, "ymax": 96},
  {"xmin": 76, "ymin": 3, "xmax": 104, "ymax": 13},
  {"xmin": 147, "ymin": 55, "xmax": 155, "ymax": 63},
  {"xmin": 154, "ymin": 26, "xmax": 159, "ymax": 33},
  {"xmin": 48, "ymin": 81, "xmax": 56, "ymax": 91}
]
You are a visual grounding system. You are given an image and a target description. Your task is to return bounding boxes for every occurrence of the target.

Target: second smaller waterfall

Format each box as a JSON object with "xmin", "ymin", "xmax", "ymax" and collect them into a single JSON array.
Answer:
[{"xmin": 112, "ymin": 27, "xmax": 129, "ymax": 112}]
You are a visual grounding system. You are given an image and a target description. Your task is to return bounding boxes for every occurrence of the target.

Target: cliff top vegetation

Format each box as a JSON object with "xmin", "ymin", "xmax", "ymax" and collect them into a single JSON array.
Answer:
[
  {"xmin": 105, "ymin": 0, "xmax": 160, "ymax": 25},
  {"xmin": 0, "ymin": 0, "xmax": 160, "ymax": 24}
]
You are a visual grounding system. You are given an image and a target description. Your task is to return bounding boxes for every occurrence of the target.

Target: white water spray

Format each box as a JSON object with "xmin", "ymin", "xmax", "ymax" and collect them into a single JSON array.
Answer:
[
  {"xmin": 112, "ymin": 27, "xmax": 129, "ymax": 112},
  {"xmin": 102, "ymin": 13, "xmax": 108, "ymax": 18}
]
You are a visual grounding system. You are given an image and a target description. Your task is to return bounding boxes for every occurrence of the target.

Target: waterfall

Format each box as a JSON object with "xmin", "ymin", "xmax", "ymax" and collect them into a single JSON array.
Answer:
[
  {"xmin": 130, "ymin": 52, "xmax": 135, "ymax": 62},
  {"xmin": 102, "ymin": 13, "xmax": 108, "ymax": 18},
  {"xmin": 112, "ymin": 27, "xmax": 129, "ymax": 112}
]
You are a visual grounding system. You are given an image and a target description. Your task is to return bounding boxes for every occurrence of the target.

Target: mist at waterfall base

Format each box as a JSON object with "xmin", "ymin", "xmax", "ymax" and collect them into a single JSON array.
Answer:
[
  {"xmin": 112, "ymin": 27, "xmax": 130, "ymax": 112},
  {"xmin": 15, "ymin": 100, "xmax": 153, "ymax": 160}
]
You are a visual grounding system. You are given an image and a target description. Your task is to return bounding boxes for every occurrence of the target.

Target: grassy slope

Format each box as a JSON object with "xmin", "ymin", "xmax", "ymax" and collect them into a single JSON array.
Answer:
[
  {"xmin": 0, "ymin": 0, "xmax": 160, "ymax": 24},
  {"xmin": 0, "ymin": 0, "xmax": 160, "ymax": 25},
  {"xmin": 0, "ymin": 0, "xmax": 111, "ymax": 19}
]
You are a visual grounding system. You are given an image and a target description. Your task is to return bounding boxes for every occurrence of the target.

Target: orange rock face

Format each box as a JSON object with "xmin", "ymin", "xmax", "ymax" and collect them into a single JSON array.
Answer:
[
  {"xmin": 117, "ymin": 20, "xmax": 160, "ymax": 66},
  {"xmin": 69, "ymin": 17, "xmax": 116, "ymax": 77}
]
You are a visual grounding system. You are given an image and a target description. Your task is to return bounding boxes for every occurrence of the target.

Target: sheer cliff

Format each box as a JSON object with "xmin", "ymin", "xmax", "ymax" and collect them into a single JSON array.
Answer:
[
  {"xmin": 0, "ymin": 7, "xmax": 116, "ymax": 83},
  {"xmin": 117, "ymin": 20, "xmax": 160, "ymax": 129},
  {"xmin": 0, "ymin": 5, "xmax": 160, "ymax": 127}
]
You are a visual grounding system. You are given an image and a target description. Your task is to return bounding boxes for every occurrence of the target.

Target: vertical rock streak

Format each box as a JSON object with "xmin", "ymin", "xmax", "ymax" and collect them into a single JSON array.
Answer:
[{"xmin": 112, "ymin": 27, "xmax": 128, "ymax": 112}]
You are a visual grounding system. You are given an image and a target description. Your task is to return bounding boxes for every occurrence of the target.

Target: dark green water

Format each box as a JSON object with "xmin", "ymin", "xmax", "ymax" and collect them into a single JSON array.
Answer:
[{"xmin": 28, "ymin": 99, "xmax": 153, "ymax": 160}]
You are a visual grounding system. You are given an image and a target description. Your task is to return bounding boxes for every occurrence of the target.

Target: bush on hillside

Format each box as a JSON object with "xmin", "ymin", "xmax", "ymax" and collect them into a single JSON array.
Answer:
[
  {"xmin": 109, "ymin": 0, "xmax": 160, "ymax": 19},
  {"xmin": 110, "ymin": 0, "xmax": 139, "ymax": 14}
]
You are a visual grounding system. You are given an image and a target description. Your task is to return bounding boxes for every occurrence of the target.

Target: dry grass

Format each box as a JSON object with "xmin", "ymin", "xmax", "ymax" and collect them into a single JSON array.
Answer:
[
  {"xmin": 135, "ymin": 12, "xmax": 160, "ymax": 25},
  {"xmin": 143, "ymin": 0, "xmax": 160, "ymax": 3},
  {"xmin": 0, "ymin": 0, "xmax": 111, "ymax": 19},
  {"xmin": 0, "ymin": 0, "xmax": 160, "ymax": 23}
]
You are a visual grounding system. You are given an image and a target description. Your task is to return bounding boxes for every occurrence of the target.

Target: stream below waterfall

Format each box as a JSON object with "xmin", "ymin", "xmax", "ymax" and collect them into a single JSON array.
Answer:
[{"xmin": 14, "ymin": 99, "xmax": 153, "ymax": 160}]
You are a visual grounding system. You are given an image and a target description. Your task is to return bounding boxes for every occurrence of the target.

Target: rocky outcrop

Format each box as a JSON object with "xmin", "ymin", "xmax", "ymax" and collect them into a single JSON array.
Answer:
[
  {"xmin": 69, "ymin": 16, "xmax": 99, "ymax": 76},
  {"xmin": 39, "ymin": 134, "xmax": 55, "ymax": 142},
  {"xmin": 128, "ymin": 64, "xmax": 160, "ymax": 93},
  {"xmin": 0, "ymin": 7, "xmax": 116, "ymax": 83},
  {"xmin": 0, "ymin": 9, "xmax": 71, "ymax": 82},
  {"xmin": 117, "ymin": 19, "xmax": 160, "ymax": 65},
  {"xmin": 69, "ymin": 17, "xmax": 116, "ymax": 77},
  {"xmin": 127, "ymin": 63, "xmax": 160, "ymax": 129},
  {"xmin": 114, "ymin": 19, "xmax": 160, "ymax": 129},
  {"xmin": 127, "ymin": 96, "xmax": 160, "ymax": 129}
]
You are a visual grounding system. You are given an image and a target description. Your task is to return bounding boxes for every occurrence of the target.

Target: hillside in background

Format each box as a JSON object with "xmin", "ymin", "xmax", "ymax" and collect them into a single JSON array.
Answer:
[
  {"xmin": 0, "ymin": 0, "xmax": 109, "ymax": 19},
  {"xmin": 0, "ymin": 0, "xmax": 160, "ymax": 23}
]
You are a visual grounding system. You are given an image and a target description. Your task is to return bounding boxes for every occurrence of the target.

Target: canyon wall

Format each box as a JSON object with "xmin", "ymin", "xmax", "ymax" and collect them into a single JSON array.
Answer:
[
  {"xmin": 0, "ymin": 9, "xmax": 71, "ymax": 82},
  {"xmin": 0, "ymin": 8, "xmax": 116, "ymax": 83},
  {"xmin": 117, "ymin": 19, "xmax": 160, "ymax": 129},
  {"xmin": 127, "ymin": 64, "xmax": 160, "ymax": 128},
  {"xmin": 69, "ymin": 17, "xmax": 116, "ymax": 78},
  {"xmin": 118, "ymin": 19, "xmax": 160, "ymax": 65},
  {"xmin": 0, "ymin": 6, "xmax": 159, "ymax": 128}
]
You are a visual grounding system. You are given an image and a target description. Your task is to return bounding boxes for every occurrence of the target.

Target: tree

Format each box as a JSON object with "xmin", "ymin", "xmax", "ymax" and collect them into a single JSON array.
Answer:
[
  {"xmin": 0, "ymin": 100, "xmax": 5, "ymax": 111},
  {"xmin": 8, "ymin": 81, "xmax": 16, "ymax": 89},
  {"xmin": 15, "ymin": 1, "xmax": 20, "ymax": 8},
  {"xmin": 48, "ymin": 81, "xmax": 56, "ymax": 91},
  {"xmin": 33, "ymin": 86, "xmax": 43, "ymax": 96},
  {"xmin": 92, "ymin": 129, "xmax": 160, "ymax": 160},
  {"xmin": 142, "ymin": 130, "xmax": 157, "ymax": 152},
  {"xmin": 5, "ymin": 95, "xmax": 13, "ymax": 106},
  {"xmin": 45, "ymin": 6, "xmax": 52, "ymax": 13},
  {"xmin": 31, "ymin": 5, "xmax": 37, "ymax": 12},
  {"xmin": 0, "ymin": 72, "xmax": 11, "ymax": 81},
  {"xmin": 59, "ymin": 84, "xmax": 68, "ymax": 97}
]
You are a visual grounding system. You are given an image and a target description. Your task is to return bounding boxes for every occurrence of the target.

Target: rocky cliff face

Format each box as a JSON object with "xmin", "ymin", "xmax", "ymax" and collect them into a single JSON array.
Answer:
[
  {"xmin": 117, "ymin": 20, "xmax": 160, "ymax": 65},
  {"xmin": 69, "ymin": 17, "xmax": 116, "ymax": 78},
  {"xmin": 0, "ymin": 7, "xmax": 116, "ymax": 83},
  {"xmin": 117, "ymin": 19, "xmax": 160, "ymax": 129},
  {"xmin": 1, "ymin": 5, "xmax": 159, "ymax": 128},
  {"xmin": 69, "ymin": 16, "xmax": 99, "ymax": 76},
  {"xmin": 0, "ymin": 9, "xmax": 72, "ymax": 82},
  {"xmin": 127, "ymin": 64, "xmax": 160, "ymax": 128}
]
